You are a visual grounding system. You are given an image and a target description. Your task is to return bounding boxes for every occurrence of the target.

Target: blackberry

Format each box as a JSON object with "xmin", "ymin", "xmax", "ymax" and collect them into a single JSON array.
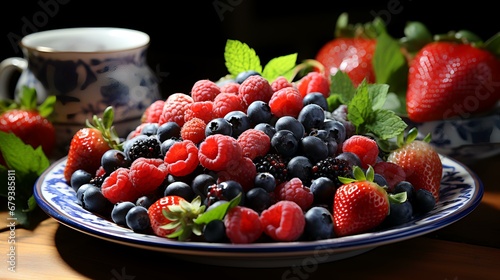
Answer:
[
  {"xmin": 254, "ymin": 153, "xmax": 288, "ymax": 185},
  {"xmin": 89, "ymin": 175, "xmax": 105, "ymax": 188},
  {"xmin": 311, "ymin": 157, "xmax": 352, "ymax": 187},
  {"xmin": 127, "ymin": 135, "xmax": 162, "ymax": 161}
]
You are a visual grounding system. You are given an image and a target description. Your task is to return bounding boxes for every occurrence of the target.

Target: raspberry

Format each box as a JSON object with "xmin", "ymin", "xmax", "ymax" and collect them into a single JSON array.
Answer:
[
  {"xmin": 212, "ymin": 92, "xmax": 245, "ymax": 118},
  {"xmin": 296, "ymin": 71, "xmax": 330, "ymax": 98},
  {"xmin": 237, "ymin": 128, "xmax": 270, "ymax": 160},
  {"xmin": 159, "ymin": 93, "xmax": 193, "ymax": 127},
  {"xmin": 259, "ymin": 200, "xmax": 305, "ymax": 242},
  {"xmin": 191, "ymin": 79, "xmax": 220, "ymax": 102},
  {"xmin": 180, "ymin": 117, "xmax": 207, "ymax": 144},
  {"xmin": 342, "ymin": 135, "xmax": 379, "ymax": 169},
  {"xmin": 141, "ymin": 100, "xmax": 165, "ymax": 123},
  {"xmin": 198, "ymin": 134, "xmax": 243, "ymax": 171},
  {"xmin": 268, "ymin": 87, "xmax": 303, "ymax": 118},
  {"xmin": 129, "ymin": 158, "xmax": 168, "ymax": 195},
  {"xmin": 101, "ymin": 168, "xmax": 141, "ymax": 204},
  {"xmin": 271, "ymin": 76, "xmax": 293, "ymax": 92},
  {"xmin": 164, "ymin": 140, "xmax": 200, "ymax": 177},
  {"xmin": 217, "ymin": 156, "xmax": 256, "ymax": 192},
  {"xmin": 238, "ymin": 75, "xmax": 274, "ymax": 107},
  {"xmin": 184, "ymin": 101, "xmax": 214, "ymax": 124},
  {"xmin": 219, "ymin": 81, "xmax": 240, "ymax": 94},
  {"xmin": 224, "ymin": 206, "xmax": 263, "ymax": 244},
  {"xmin": 373, "ymin": 161, "xmax": 407, "ymax": 191},
  {"xmin": 274, "ymin": 177, "xmax": 314, "ymax": 211}
]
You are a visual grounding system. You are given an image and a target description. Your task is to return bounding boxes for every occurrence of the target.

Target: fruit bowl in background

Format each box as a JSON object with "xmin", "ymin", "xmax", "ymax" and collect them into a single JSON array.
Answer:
[{"xmin": 403, "ymin": 105, "xmax": 500, "ymax": 164}]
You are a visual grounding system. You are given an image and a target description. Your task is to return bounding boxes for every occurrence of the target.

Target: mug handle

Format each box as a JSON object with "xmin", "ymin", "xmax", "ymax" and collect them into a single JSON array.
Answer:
[{"xmin": 0, "ymin": 57, "xmax": 28, "ymax": 100}]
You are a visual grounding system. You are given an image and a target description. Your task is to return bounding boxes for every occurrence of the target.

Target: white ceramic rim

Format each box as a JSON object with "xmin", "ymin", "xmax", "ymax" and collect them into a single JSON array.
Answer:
[{"xmin": 21, "ymin": 27, "xmax": 150, "ymax": 53}]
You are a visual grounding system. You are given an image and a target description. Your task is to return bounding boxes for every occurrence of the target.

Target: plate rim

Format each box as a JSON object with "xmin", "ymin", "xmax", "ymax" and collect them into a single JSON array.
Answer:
[{"xmin": 34, "ymin": 154, "xmax": 484, "ymax": 258}]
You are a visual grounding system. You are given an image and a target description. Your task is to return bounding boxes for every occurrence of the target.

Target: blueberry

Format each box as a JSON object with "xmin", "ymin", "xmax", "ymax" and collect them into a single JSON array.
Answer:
[
  {"xmin": 81, "ymin": 185, "xmax": 112, "ymax": 215},
  {"xmin": 224, "ymin": 110, "xmax": 251, "ymax": 138},
  {"xmin": 235, "ymin": 70, "xmax": 261, "ymax": 84},
  {"xmin": 298, "ymin": 103, "xmax": 325, "ymax": 132},
  {"xmin": 245, "ymin": 187, "xmax": 273, "ymax": 213},
  {"xmin": 191, "ymin": 173, "xmax": 217, "ymax": 199},
  {"xmin": 254, "ymin": 172, "xmax": 276, "ymax": 192},
  {"xmin": 205, "ymin": 117, "xmax": 233, "ymax": 137},
  {"xmin": 413, "ymin": 189, "xmax": 436, "ymax": 215},
  {"xmin": 70, "ymin": 169, "xmax": 93, "ymax": 192},
  {"xmin": 302, "ymin": 92, "xmax": 328, "ymax": 110},
  {"xmin": 309, "ymin": 177, "xmax": 336, "ymax": 206},
  {"xmin": 203, "ymin": 219, "xmax": 228, "ymax": 243},
  {"xmin": 287, "ymin": 156, "xmax": 312, "ymax": 184},
  {"xmin": 76, "ymin": 183, "xmax": 94, "ymax": 204},
  {"xmin": 335, "ymin": 152, "xmax": 362, "ymax": 169},
  {"xmin": 247, "ymin": 100, "xmax": 272, "ymax": 125},
  {"xmin": 111, "ymin": 201, "xmax": 136, "ymax": 226},
  {"xmin": 136, "ymin": 194, "xmax": 159, "ymax": 209},
  {"xmin": 299, "ymin": 135, "xmax": 329, "ymax": 163},
  {"xmin": 164, "ymin": 181, "xmax": 195, "ymax": 201},
  {"xmin": 384, "ymin": 200, "xmax": 413, "ymax": 227},
  {"xmin": 394, "ymin": 181, "xmax": 415, "ymax": 202},
  {"xmin": 125, "ymin": 206, "xmax": 150, "ymax": 233},
  {"xmin": 373, "ymin": 173, "xmax": 389, "ymax": 188},
  {"xmin": 303, "ymin": 206, "xmax": 334, "ymax": 240},
  {"xmin": 274, "ymin": 116, "xmax": 305, "ymax": 141},
  {"xmin": 271, "ymin": 129, "xmax": 299, "ymax": 158},
  {"xmin": 101, "ymin": 149, "xmax": 130, "ymax": 174},
  {"xmin": 141, "ymin": 123, "xmax": 159, "ymax": 136},
  {"xmin": 323, "ymin": 119, "xmax": 347, "ymax": 145},
  {"xmin": 156, "ymin": 121, "xmax": 181, "ymax": 142},
  {"xmin": 254, "ymin": 123, "xmax": 276, "ymax": 139}
]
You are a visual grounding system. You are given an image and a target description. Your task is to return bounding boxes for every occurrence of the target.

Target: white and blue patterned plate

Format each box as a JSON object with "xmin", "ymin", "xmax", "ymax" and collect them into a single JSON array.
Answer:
[{"xmin": 34, "ymin": 155, "xmax": 483, "ymax": 267}]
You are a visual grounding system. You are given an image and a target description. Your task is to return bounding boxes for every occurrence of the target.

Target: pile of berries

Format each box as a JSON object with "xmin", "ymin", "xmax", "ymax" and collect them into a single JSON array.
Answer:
[{"xmin": 68, "ymin": 72, "xmax": 439, "ymax": 244}]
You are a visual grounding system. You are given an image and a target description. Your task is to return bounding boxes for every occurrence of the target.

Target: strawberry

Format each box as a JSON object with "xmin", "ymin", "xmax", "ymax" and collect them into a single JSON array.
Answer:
[
  {"xmin": 403, "ymin": 24, "xmax": 500, "ymax": 122},
  {"xmin": 387, "ymin": 128, "xmax": 442, "ymax": 202},
  {"xmin": 63, "ymin": 106, "xmax": 121, "ymax": 182},
  {"xmin": 0, "ymin": 86, "xmax": 56, "ymax": 157},
  {"xmin": 148, "ymin": 195, "xmax": 205, "ymax": 241},
  {"xmin": 333, "ymin": 166, "xmax": 389, "ymax": 237},
  {"xmin": 315, "ymin": 13, "xmax": 377, "ymax": 86}
]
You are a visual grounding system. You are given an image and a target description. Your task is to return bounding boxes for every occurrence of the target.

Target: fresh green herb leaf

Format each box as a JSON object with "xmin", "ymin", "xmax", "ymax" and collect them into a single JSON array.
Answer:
[
  {"xmin": 224, "ymin": 39, "xmax": 262, "ymax": 77},
  {"xmin": 329, "ymin": 71, "xmax": 356, "ymax": 106},
  {"xmin": 262, "ymin": 53, "xmax": 297, "ymax": 82},
  {"xmin": 0, "ymin": 131, "xmax": 50, "ymax": 229},
  {"xmin": 194, "ymin": 193, "xmax": 241, "ymax": 225}
]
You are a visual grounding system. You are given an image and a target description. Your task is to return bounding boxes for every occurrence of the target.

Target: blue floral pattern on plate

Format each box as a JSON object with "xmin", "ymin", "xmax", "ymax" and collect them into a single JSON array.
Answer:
[{"xmin": 34, "ymin": 155, "xmax": 483, "ymax": 267}]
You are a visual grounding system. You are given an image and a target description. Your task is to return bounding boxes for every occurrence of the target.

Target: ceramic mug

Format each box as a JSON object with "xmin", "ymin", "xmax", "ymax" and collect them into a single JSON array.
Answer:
[{"xmin": 0, "ymin": 27, "xmax": 161, "ymax": 155}]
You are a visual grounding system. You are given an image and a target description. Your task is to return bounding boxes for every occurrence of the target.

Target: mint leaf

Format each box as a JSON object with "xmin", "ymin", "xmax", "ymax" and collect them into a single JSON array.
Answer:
[
  {"xmin": 346, "ymin": 83, "xmax": 407, "ymax": 141},
  {"xmin": 193, "ymin": 193, "xmax": 241, "ymax": 225},
  {"xmin": 329, "ymin": 71, "xmax": 356, "ymax": 105},
  {"xmin": 262, "ymin": 53, "xmax": 297, "ymax": 82},
  {"xmin": 366, "ymin": 109, "xmax": 408, "ymax": 140},
  {"xmin": 224, "ymin": 39, "xmax": 262, "ymax": 77}
]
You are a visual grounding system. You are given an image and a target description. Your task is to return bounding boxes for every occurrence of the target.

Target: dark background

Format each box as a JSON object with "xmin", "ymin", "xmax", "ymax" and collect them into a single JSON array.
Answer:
[{"xmin": 1, "ymin": 0, "xmax": 497, "ymax": 99}]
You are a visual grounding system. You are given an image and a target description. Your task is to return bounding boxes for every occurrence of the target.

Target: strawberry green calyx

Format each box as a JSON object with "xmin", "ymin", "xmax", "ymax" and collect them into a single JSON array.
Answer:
[
  {"xmin": 395, "ymin": 127, "xmax": 431, "ymax": 149},
  {"xmin": 339, "ymin": 165, "xmax": 377, "ymax": 185},
  {"xmin": 161, "ymin": 196, "xmax": 206, "ymax": 241},
  {"xmin": 334, "ymin": 12, "xmax": 384, "ymax": 39},
  {"xmin": 0, "ymin": 86, "xmax": 56, "ymax": 119},
  {"xmin": 85, "ymin": 106, "xmax": 122, "ymax": 151}
]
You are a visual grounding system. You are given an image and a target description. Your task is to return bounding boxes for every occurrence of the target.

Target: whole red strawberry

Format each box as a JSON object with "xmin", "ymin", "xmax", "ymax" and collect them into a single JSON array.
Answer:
[
  {"xmin": 315, "ymin": 13, "xmax": 377, "ymax": 86},
  {"xmin": 333, "ymin": 166, "xmax": 389, "ymax": 237},
  {"xmin": 404, "ymin": 27, "xmax": 500, "ymax": 122},
  {"xmin": 63, "ymin": 106, "xmax": 121, "ymax": 182},
  {"xmin": 0, "ymin": 86, "xmax": 56, "ymax": 156},
  {"xmin": 387, "ymin": 128, "xmax": 442, "ymax": 202}
]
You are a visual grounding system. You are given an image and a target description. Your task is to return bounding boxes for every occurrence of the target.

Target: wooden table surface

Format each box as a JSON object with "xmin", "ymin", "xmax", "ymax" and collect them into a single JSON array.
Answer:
[{"xmin": 1, "ymin": 154, "xmax": 500, "ymax": 280}]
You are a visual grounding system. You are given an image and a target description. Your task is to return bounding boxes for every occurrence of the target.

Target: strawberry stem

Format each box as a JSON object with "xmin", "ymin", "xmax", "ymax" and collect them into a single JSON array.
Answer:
[{"xmin": 86, "ymin": 106, "xmax": 122, "ymax": 151}]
